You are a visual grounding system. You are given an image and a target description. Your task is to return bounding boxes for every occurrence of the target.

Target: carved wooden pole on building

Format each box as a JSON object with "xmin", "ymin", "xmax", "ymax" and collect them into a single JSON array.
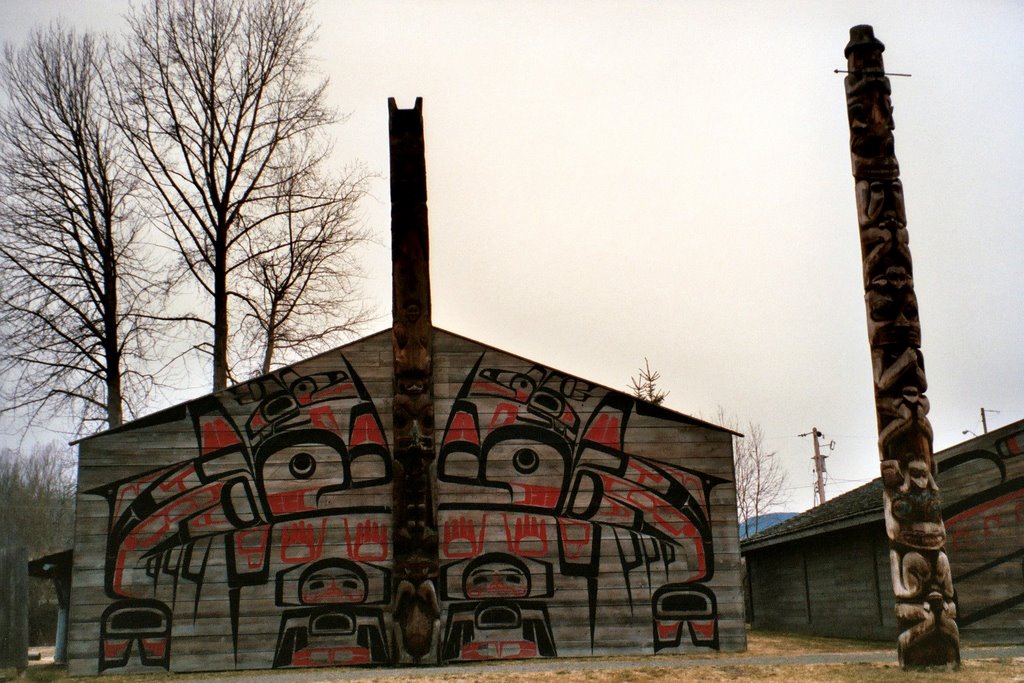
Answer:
[
  {"xmin": 388, "ymin": 97, "xmax": 440, "ymax": 664},
  {"xmin": 843, "ymin": 26, "xmax": 960, "ymax": 668}
]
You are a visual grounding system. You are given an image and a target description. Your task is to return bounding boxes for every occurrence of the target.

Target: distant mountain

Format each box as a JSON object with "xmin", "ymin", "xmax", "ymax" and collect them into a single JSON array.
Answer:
[{"xmin": 739, "ymin": 512, "xmax": 798, "ymax": 539}]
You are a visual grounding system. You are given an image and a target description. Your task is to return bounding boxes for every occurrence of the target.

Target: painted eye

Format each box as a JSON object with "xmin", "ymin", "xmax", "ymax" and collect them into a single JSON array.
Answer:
[
  {"xmin": 289, "ymin": 452, "xmax": 316, "ymax": 479},
  {"xmin": 512, "ymin": 448, "xmax": 539, "ymax": 475}
]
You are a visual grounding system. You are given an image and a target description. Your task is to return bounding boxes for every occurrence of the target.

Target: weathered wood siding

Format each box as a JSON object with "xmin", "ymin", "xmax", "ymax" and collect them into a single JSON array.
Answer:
[
  {"xmin": 433, "ymin": 330, "xmax": 745, "ymax": 660},
  {"xmin": 0, "ymin": 546, "xmax": 29, "ymax": 670},
  {"xmin": 748, "ymin": 527, "xmax": 894, "ymax": 640},
  {"xmin": 69, "ymin": 329, "xmax": 745, "ymax": 675},
  {"xmin": 939, "ymin": 424, "xmax": 1024, "ymax": 644},
  {"xmin": 746, "ymin": 421, "xmax": 1024, "ymax": 644},
  {"xmin": 69, "ymin": 331, "xmax": 396, "ymax": 676}
]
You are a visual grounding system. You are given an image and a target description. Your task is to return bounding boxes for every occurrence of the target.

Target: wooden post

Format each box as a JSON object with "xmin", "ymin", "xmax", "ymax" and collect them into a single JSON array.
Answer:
[
  {"xmin": 0, "ymin": 546, "xmax": 28, "ymax": 672},
  {"xmin": 842, "ymin": 25, "xmax": 960, "ymax": 668},
  {"xmin": 388, "ymin": 97, "xmax": 440, "ymax": 664}
]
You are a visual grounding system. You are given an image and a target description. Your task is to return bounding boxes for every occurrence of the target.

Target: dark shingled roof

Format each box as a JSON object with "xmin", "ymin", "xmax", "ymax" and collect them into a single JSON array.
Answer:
[{"xmin": 741, "ymin": 477, "xmax": 883, "ymax": 552}]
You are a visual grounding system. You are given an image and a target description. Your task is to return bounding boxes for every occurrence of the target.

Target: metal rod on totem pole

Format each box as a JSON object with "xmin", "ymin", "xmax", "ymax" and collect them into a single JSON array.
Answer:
[
  {"xmin": 388, "ymin": 97, "xmax": 440, "ymax": 664},
  {"xmin": 842, "ymin": 26, "xmax": 960, "ymax": 668}
]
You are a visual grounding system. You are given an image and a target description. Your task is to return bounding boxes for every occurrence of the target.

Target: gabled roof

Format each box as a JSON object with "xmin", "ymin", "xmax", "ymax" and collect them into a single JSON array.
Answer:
[
  {"xmin": 741, "ymin": 478, "xmax": 883, "ymax": 551},
  {"xmin": 76, "ymin": 326, "xmax": 738, "ymax": 444},
  {"xmin": 741, "ymin": 418, "xmax": 1024, "ymax": 553}
]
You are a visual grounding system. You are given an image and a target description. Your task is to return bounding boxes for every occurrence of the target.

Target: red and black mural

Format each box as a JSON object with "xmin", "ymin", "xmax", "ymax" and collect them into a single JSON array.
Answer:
[
  {"xmin": 87, "ymin": 357, "xmax": 394, "ymax": 671},
  {"xmin": 79, "ymin": 343, "xmax": 734, "ymax": 673},
  {"xmin": 436, "ymin": 352, "xmax": 726, "ymax": 662},
  {"xmin": 941, "ymin": 426, "xmax": 1024, "ymax": 632}
]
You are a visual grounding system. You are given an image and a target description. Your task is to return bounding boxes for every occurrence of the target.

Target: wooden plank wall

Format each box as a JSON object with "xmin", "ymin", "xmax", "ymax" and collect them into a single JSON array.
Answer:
[
  {"xmin": 937, "ymin": 423, "xmax": 1024, "ymax": 644},
  {"xmin": 433, "ymin": 330, "xmax": 746, "ymax": 660},
  {"xmin": 748, "ymin": 528, "xmax": 895, "ymax": 640},
  {"xmin": 747, "ymin": 420, "xmax": 1024, "ymax": 644},
  {"xmin": 0, "ymin": 546, "xmax": 29, "ymax": 670},
  {"xmin": 69, "ymin": 331, "xmax": 396, "ymax": 676},
  {"xmin": 68, "ymin": 329, "xmax": 745, "ymax": 675}
]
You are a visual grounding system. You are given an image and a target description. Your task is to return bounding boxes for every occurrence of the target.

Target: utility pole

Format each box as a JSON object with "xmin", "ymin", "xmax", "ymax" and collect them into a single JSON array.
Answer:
[
  {"xmin": 811, "ymin": 428, "xmax": 827, "ymax": 506},
  {"xmin": 800, "ymin": 428, "xmax": 829, "ymax": 506},
  {"xmin": 980, "ymin": 407, "xmax": 999, "ymax": 434}
]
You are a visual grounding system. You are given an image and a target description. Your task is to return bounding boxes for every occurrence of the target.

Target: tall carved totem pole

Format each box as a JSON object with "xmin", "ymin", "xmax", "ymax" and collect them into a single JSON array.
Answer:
[
  {"xmin": 843, "ymin": 26, "xmax": 960, "ymax": 667},
  {"xmin": 388, "ymin": 98, "xmax": 440, "ymax": 663}
]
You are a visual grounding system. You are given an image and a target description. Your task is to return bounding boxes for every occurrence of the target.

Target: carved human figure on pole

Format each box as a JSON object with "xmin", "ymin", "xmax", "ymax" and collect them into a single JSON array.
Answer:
[{"xmin": 843, "ymin": 25, "xmax": 960, "ymax": 668}]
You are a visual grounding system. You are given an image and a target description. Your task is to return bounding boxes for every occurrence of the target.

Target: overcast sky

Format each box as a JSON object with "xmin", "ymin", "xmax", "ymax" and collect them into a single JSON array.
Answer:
[{"xmin": 3, "ymin": 0, "xmax": 1022, "ymax": 511}]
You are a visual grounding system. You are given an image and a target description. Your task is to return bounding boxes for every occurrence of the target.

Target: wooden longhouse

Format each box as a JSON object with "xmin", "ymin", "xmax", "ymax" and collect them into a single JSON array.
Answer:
[{"xmin": 66, "ymin": 100, "xmax": 746, "ymax": 675}]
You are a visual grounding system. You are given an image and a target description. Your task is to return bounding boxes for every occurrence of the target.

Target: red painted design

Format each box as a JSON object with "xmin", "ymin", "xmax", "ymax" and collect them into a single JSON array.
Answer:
[
  {"xmin": 280, "ymin": 519, "xmax": 328, "ymax": 564},
  {"xmin": 471, "ymin": 380, "xmax": 518, "ymax": 400},
  {"xmin": 126, "ymin": 485, "xmax": 223, "ymax": 550},
  {"xmin": 158, "ymin": 465, "xmax": 197, "ymax": 495},
  {"xmin": 444, "ymin": 411, "xmax": 479, "ymax": 446},
  {"xmin": 690, "ymin": 619, "xmax": 716, "ymax": 640},
  {"xmin": 558, "ymin": 518, "xmax": 592, "ymax": 560},
  {"xmin": 234, "ymin": 526, "xmax": 271, "ymax": 571},
  {"xmin": 947, "ymin": 488, "xmax": 1024, "ymax": 529},
  {"xmin": 344, "ymin": 519, "xmax": 388, "ymax": 562},
  {"xmin": 141, "ymin": 638, "xmax": 167, "ymax": 658},
  {"xmin": 487, "ymin": 403, "xmax": 519, "ymax": 431},
  {"xmin": 201, "ymin": 417, "xmax": 240, "ymax": 455},
  {"xmin": 265, "ymin": 487, "xmax": 317, "ymax": 516},
  {"xmin": 305, "ymin": 382, "xmax": 355, "ymax": 404},
  {"xmin": 504, "ymin": 514, "xmax": 549, "ymax": 556},
  {"xmin": 291, "ymin": 646, "xmax": 370, "ymax": 667},
  {"xmin": 102, "ymin": 640, "xmax": 130, "ymax": 659},
  {"xmin": 509, "ymin": 483, "xmax": 561, "ymax": 509},
  {"xmin": 309, "ymin": 405, "xmax": 343, "ymax": 438},
  {"xmin": 656, "ymin": 620, "xmax": 681, "ymax": 639},
  {"xmin": 628, "ymin": 459, "xmax": 666, "ymax": 489},
  {"xmin": 460, "ymin": 640, "xmax": 538, "ymax": 660},
  {"xmin": 350, "ymin": 413, "xmax": 386, "ymax": 447},
  {"xmin": 584, "ymin": 413, "xmax": 621, "ymax": 450},
  {"xmin": 442, "ymin": 515, "xmax": 486, "ymax": 558}
]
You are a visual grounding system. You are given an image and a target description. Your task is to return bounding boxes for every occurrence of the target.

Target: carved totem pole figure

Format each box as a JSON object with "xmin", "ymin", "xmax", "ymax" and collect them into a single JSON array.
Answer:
[
  {"xmin": 843, "ymin": 26, "xmax": 960, "ymax": 668},
  {"xmin": 388, "ymin": 97, "xmax": 440, "ymax": 663}
]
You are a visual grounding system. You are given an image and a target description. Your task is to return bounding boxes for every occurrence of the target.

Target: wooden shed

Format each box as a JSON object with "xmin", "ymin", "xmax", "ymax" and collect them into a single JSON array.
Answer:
[
  {"xmin": 742, "ymin": 419, "xmax": 1024, "ymax": 644},
  {"xmin": 66, "ymin": 100, "xmax": 746, "ymax": 675}
]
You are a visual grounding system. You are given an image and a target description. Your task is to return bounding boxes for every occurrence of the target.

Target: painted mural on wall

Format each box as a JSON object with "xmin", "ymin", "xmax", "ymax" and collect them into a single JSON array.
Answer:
[
  {"xmin": 436, "ymin": 352, "xmax": 726, "ymax": 661},
  {"xmin": 87, "ymin": 357, "xmax": 394, "ymax": 672},
  {"xmin": 941, "ymin": 426, "xmax": 1024, "ymax": 631},
  {"xmin": 80, "ymin": 346, "xmax": 730, "ymax": 673}
]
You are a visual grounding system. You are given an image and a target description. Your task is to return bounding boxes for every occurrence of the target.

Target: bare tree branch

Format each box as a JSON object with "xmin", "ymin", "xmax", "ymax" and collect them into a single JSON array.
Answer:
[
  {"xmin": 0, "ymin": 25, "xmax": 163, "ymax": 434},
  {"xmin": 716, "ymin": 408, "xmax": 790, "ymax": 537},
  {"xmin": 111, "ymin": 0, "xmax": 367, "ymax": 390}
]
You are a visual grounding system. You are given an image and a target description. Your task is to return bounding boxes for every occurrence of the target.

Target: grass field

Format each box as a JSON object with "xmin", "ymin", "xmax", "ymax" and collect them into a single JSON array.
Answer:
[{"xmin": 4, "ymin": 632, "xmax": 1022, "ymax": 682}]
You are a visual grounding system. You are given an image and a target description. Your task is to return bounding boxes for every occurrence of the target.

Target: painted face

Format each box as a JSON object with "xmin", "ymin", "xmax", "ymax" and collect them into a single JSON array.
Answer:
[
  {"xmin": 300, "ymin": 566, "xmax": 367, "ymax": 604},
  {"xmin": 465, "ymin": 561, "xmax": 529, "ymax": 599}
]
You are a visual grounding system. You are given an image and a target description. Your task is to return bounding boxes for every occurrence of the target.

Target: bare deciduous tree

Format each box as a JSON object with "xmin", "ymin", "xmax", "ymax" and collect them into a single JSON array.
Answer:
[
  {"xmin": 0, "ymin": 26, "xmax": 158, "ymax": 432},
  {"xmin": 717, "ymin": 409, "xmax": 790, "ymax": 537},
  {"xmin": 235, "ymin": 164, "xmax": 372, "ymax": 378},
  {"xmin": 113, "ymin": 0, "xmax": 369, "ymax": 390},
  {"xmin": 629, "ymin": 357, "xmax": 669, "ymax": 404}
]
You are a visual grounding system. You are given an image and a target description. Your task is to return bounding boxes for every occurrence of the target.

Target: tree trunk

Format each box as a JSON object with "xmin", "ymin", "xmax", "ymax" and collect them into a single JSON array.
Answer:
[
  {"xmin": 261, "ymin": 301, "xmax": 278, "ymax": 376},
  {"xmin": 213, "ymin": 232, "xmax": 229, "ymax": 391}
]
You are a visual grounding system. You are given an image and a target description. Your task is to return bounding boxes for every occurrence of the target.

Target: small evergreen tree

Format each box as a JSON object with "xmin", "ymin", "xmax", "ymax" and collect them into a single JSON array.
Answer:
[{"xmin": 629, "ymin": 358, "xmax": 668, "ymax": 404}]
